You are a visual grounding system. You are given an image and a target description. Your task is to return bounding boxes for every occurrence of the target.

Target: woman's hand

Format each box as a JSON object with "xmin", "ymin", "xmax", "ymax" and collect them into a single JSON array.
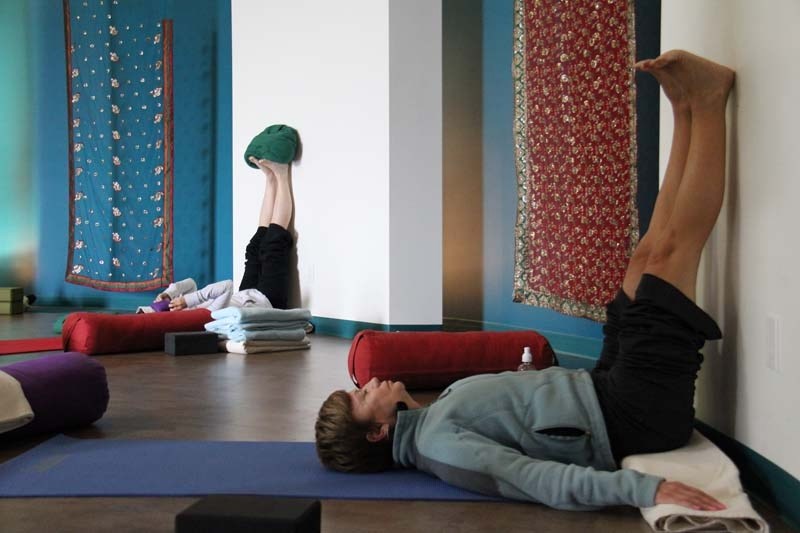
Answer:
[
  {"xmin": 654, "ymin": 480, "xmax": 726, "ymax": 511},
  {"xmin": 169, "ymin": 296, "xmax": 187, "ymax": 311}
]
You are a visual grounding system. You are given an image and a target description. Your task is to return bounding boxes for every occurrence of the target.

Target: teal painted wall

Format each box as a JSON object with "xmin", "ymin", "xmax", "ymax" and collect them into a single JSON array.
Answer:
[
  {"xmin": 481, "ymin": 1, "xmax": 602, "ymax": 351},
  {"xmin": 24, "ymin": 0, "xmax": 231, "ymax": 308},
  {"xmin": 214, "ymin": 0, "xmax": 232, "ymax": 283},
  {"xmin": 0, "ymin": 1, "xmax": 37, "ymax": 290}
]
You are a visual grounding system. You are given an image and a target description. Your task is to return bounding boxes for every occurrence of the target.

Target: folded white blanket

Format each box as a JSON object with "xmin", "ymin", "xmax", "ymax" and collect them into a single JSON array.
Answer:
[
  {"xmin": 0, "ymin": 370, "xmax": 34, "ymax": 434},
  {"xmin": 221, "ymin": 337, "xmax": 310, "ymax": 354},
  {"xmin": 210, "ymin": 306, "xmax": 312, "ymax": 325},
  {"xmin": 622, "ymin": 431, "xmax": 768, "ymax": 532}
]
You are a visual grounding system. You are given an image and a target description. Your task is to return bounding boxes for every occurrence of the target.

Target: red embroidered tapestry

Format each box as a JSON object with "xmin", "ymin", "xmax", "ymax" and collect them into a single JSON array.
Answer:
[
  {"xmin": 64, "ymin": 0, "xmax": 174, "ymax": 291},
  {"xmin": 512, "ymin": 0, "xmax": 639, "ymax": 321}
]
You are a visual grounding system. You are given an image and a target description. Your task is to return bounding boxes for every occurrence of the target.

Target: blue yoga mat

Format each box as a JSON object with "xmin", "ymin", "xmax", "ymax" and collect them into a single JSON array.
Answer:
[{"xmin": 0, "ymin": 435, "xmax": 499, "ymax": 501}]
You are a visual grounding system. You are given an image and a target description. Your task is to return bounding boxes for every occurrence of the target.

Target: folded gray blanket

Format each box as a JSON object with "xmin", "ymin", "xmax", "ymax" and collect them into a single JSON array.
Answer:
[
  {"xmin": 230, "ymin": 329, "xmax": 307, "ymax": 342},
  {"xmin": 210, "ymin": 306, "xmax": 312, "ymax": 325},
  {"xmin": 204, "ymin": 322, "xmax": 307, "ymax": 342}
]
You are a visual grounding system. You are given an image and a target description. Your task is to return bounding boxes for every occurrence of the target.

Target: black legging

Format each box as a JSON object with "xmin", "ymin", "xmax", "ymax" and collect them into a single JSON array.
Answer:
[
  {"xmin": 591, "ymin": 274, "xmax": 722, "ymax": 463},
  {"xmin": 239, "ymin": 224, "xmax": 293, "ymax": 309}
]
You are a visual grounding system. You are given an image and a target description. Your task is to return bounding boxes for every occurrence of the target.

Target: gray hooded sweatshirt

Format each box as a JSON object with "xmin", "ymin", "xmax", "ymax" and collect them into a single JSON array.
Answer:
[{"xmin": 392, "ymin": 367, "xmax": 663, "ymax": 510}]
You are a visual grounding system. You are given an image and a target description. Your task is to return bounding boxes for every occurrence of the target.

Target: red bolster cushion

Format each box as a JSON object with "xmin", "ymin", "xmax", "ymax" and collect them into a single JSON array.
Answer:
[
  {"xmin": 348, "ymin": 330, "xmax": 557, "ymax": 390},
  {"xmin": 61, "ymin": 309, "xmax": 213, "ymax": 355}
]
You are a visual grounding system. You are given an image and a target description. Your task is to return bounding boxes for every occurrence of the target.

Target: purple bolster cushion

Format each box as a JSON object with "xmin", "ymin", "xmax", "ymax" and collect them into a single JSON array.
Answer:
[{"xmin": 0, "ymin": 352, "xmax": 109, "ymax": 440}]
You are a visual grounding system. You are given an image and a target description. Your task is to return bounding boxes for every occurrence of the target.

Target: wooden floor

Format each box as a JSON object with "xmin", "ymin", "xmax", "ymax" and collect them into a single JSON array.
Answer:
[{"xmin": 0, "ymin": 311, "xmax": 791, "ymax": 532}]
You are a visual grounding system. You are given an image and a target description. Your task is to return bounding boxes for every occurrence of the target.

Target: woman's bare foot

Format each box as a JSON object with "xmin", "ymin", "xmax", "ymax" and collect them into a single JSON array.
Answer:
[
  {"xmin": 248, "ymin": 156, "xmax": 289, "ymax": 181},
  {"xmin": 635, "ymin": 56, "xmax": 689, "ymax": 111},
  {"xmin": 636, "ymin": 50, "xmax": 734, "ymax": 110}
]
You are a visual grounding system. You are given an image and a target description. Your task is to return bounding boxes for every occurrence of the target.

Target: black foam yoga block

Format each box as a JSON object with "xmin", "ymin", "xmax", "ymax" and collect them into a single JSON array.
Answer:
[
  {"xmin": 165, "ymin": 331, "xmax": 219, "ymax": 356},
  {"xmin": 175, "ymin": 495, "xmax": 321, "ymax": 533}
]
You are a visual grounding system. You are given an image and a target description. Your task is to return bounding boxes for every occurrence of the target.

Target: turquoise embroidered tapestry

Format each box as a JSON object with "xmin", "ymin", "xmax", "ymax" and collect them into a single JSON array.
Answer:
[{"xmin": 64, "ymin": 0, "xmax": 173, "ymax": 291}]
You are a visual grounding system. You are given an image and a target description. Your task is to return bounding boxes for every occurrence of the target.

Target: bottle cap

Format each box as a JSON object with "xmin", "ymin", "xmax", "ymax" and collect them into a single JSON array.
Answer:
[{"xmin": 522, "ymin": 346, "xmax": 532, "ymax": 363}]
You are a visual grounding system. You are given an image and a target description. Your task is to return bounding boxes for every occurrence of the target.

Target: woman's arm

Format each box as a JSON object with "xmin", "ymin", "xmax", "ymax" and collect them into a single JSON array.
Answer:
[
  {"xmin": 175, "ymin": 280, "xmax": 234, "ymax": 311},
  {"xmin": 419, "ymin": 430, "xmax": 661, "ymax": 510}
]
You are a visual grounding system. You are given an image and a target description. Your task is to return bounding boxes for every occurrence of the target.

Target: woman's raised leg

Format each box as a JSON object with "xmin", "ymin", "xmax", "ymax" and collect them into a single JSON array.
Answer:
[
  {"xmin": 240, "ymin": 157, "xmax": 281, "ymax": 291},
  {"xmin": 595, "ymin": 56, "xmax": 696, "ymax": 371},
  {"xmin": 641, "ymin": 51, "xmax": 735, "ymax": 301},
  {"xmin": 621, "ymin": 59, "xmax": 694, "ymax": 299}
]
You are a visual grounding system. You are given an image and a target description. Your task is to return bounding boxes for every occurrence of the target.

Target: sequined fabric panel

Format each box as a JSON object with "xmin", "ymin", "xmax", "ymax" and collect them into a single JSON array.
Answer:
[
  {"xmin": 512, "ymin": 0, "xmax": 639, "ymax": 321},
  {"xmin": 64, "ymin": 0, "xmax": 173, "ymax": 291}
]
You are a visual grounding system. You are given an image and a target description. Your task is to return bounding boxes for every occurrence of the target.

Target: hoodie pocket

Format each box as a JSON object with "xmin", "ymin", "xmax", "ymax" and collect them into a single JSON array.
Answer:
[{"xmin": 525, "ymin": 426, "xmax": 593, "ymax": 464}]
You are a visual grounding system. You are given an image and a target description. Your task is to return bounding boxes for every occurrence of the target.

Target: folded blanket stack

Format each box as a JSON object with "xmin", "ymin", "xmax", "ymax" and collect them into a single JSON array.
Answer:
[
  {"xmin": 622, "ymin": 430, "xmax": 768, "ymax": 532},
  {"xmin": 207, "ymin": 307, "xmax": 312, "ymax": 353}
]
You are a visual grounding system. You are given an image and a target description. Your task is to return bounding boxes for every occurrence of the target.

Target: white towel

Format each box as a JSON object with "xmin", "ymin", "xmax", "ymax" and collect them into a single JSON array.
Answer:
[
  {"xmin": 0, "ymin": 370, "xmax": 34, "ymax": 434},
  {"xmin": 622, "ymin": 431, "xmax": 769, "ymax": 532},
  {"xmin": 220, "ymin": 337, "xmax": 310, "ymax": 354}
]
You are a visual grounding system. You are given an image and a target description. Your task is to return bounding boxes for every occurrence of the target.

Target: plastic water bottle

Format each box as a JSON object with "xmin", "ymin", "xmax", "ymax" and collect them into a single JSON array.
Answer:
[{"xmin": 517, "ymin": 346, "xmax": 534, "ymax": 371}]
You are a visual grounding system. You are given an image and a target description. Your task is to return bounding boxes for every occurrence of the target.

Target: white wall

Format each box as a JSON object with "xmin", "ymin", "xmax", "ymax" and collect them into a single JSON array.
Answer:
[
  {"xmin": 231, "ymin": 1, "xmax": 441, "ymax": 325},
  {"xmin": 661, "ymin": 1, "xmax": 800, "ymax": 479}
]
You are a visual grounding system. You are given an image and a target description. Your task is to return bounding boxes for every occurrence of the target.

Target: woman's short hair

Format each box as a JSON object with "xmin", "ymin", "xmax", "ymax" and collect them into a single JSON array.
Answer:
[{"xmin": 314, "ymin": 390, "xmax": 394, "ymax": 473}]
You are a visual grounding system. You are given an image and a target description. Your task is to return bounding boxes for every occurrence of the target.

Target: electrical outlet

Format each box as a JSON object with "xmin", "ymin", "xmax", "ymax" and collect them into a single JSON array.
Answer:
[{"xmin": 766, "ymin": 314, "xmax": 781, "ymax": 373}]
